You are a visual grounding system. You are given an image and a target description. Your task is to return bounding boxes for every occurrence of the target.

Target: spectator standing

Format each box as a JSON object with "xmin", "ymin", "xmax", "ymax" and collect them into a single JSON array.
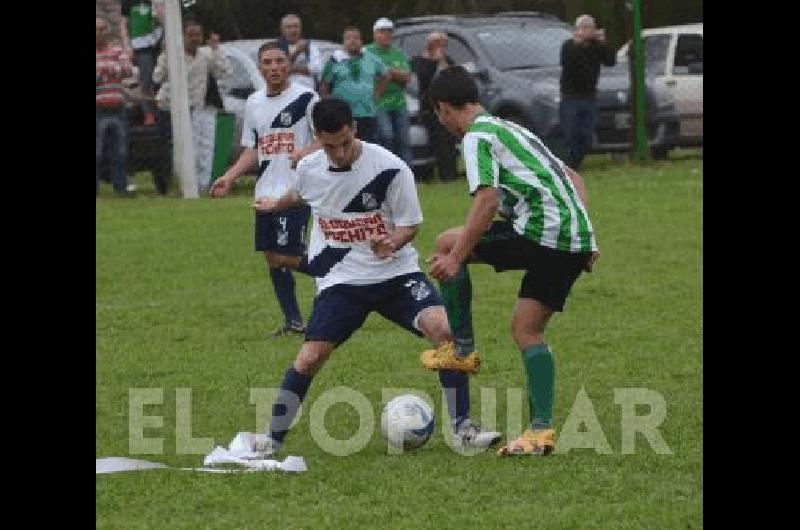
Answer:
[
  {"xmin": 277, "ymin": 14, "xmax": 322, "ymax": 90},
  {"xmin": 153, "ymin": 19, "xmax": 233, "ymax": 194},
  {"xmin": 96, "ymin": 0, "xmax": 124, "ymax": 47},
  {"xmin": 96, "ymin": 16, "xmax": 133, "ymax": 197},
  {"xmin": 559, "ymin": 14, "xmax": 616, "ymax": 170},
  {"xmin": 319, "ymin": 26, "xmax": 387, "ymax": 143},
  {"xmin": 410, "ymin": 31, "xmax": 457, "ymax": 181},
  {"xmin": 121, "ymin": 0, "xmax": 163, "ymax": 126},
  {"xmin": 365, "ymin": 17, "xmax": 412, "ymax": 167}
]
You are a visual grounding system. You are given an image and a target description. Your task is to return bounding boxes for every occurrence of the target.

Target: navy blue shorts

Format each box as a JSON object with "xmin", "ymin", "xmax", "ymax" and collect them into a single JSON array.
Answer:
[
  {"xmin": 254, "ymin": 205, "xmax": 310, "ymax": 255},
  {"xmin": 305, "ymin": 272, "xmax": 443, "ymax": 345}
]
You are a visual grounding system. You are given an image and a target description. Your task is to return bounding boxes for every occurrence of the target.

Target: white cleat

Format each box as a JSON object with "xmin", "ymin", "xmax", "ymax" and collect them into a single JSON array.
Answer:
[
  {"xmin": 452, "ymin": 419, "xmax": 503, "ymax": 450},
  {"xmin": 229, "ymin": 432, "xmax": 282, "ymax": 458}
]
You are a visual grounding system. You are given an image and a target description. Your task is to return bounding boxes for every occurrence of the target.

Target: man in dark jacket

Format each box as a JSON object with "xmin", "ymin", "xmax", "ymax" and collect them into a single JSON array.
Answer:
[
  {"xmin": 560, "ymin": 14, "xmax": 616, "ymax": 169},
  {"xmin": 411, "ymin": 31, "xmax": 457, "ymax": 182}
]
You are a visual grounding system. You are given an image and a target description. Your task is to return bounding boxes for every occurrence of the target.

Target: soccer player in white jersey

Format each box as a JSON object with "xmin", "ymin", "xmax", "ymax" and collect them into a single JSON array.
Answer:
[
  {"xmin": 210, "ymin": 42, "xmax": 320, "ymax": 338},
  {"xmin": 421, "ymin": 66, "xmax": 600, "ymax": 456},
  {"xmin": 247, "ymin": 98, "xmax": 502, "ymax": 455}
]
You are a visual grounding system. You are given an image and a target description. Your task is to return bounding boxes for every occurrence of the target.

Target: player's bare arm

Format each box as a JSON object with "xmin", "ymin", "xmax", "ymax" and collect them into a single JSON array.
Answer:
[
  {"xmin": 252, "ymin": 189, "xmax": 302, "ymax": 212},
  {"xmin": 565, "ymin": 166, "xmax": 588, "ymax": 207},
  {"xmin": 370, "ymin": 225, "xmax": 418, "ymax": 259},
  {"xmin": 209, "ymin": 148, "xmax": 258, "ymax": 197},
  {"xmin": 563, "ymin": 166, "xmax": 599, "ymax": 271},
  {"xmin": 429, "ymin": 186, "xmax": 499, "ymax": 282}
]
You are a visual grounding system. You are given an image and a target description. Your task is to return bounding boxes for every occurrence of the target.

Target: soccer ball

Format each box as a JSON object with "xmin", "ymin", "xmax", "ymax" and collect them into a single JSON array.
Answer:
[{"xmin": 380, "ymin": 394, "xmax": 435, "ymax": 450}]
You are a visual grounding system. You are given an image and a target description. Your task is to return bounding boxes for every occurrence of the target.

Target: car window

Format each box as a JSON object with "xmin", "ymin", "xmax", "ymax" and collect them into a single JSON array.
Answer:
[
  {"xmin": 673, "ymin": 34, "xmax": 703, "ymax": 75},
  {"xmin": 447, "ymin": 34, "xmax": 477, "ymax": 66},
  {"xmin": 475, "ymin": 26, "xmax": 572, "ymax": 69},
  {"xmin": 642, "ymin": 34, "xmax": 671, "ymax": 76},
  {"xmin": 398, "ymin": 32, "xmax": 428, "ymax": 59}
]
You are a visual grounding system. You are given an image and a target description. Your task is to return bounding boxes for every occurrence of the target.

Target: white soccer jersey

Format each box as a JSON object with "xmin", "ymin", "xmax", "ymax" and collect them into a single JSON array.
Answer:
[
  {"xmin": 241, "ymin": 82, "xmax": 320, "ymax": 199},
  {"xmin": 294, "ymin": 142, "xmax": 424, "ymax": 293}
]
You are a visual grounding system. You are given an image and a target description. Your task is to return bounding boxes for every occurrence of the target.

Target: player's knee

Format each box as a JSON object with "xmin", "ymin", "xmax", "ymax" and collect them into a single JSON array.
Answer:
[
  {"xmin": 419, "ymin": 308, "xmax": 451, "ymax": 344},
  {"xmin": 513, "ymin": 332, "xmax": 544, "ymax": 350},
  {"xmin": 266, "ymin": 252, "xmax": 299, "ymax": 269},
  {"xmin": 294, "ymin": 345, "xmax": 331, "ymax": 375},
  {"xmin": 511, "ymin": 321, "xmax": 544, "ymax": 348},
  {"xmin": 264, "ymin": 252, "xmax": 281, "ymax": 268}
]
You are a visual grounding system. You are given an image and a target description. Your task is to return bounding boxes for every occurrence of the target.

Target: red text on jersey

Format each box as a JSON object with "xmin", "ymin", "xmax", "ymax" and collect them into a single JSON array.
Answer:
[
  {"xmin": 259, "ymin": 132, "xmax": 295, "ymax": 156},
  {"xmin": 319, "ymin": 213, "xmax": 388, "ymax": 243}
]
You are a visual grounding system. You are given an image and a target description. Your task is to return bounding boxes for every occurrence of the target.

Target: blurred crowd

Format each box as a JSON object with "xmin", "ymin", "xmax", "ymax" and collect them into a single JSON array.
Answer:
[{"xmin": 97, "ymin": 1, "xmax": 614, "ymax": 197}]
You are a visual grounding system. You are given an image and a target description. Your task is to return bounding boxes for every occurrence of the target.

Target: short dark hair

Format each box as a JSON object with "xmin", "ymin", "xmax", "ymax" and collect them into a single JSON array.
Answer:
[
  {"xmin": 312, "ymin": 98, "xmax": 354, "ymax": 133},
  {"xmin": 343, "ymin": 25, "xmax": 361, "ymax": 37},
  {"xmin": 427, "ymin": 66, "xmax": 480, "ymax": 109},
  {"xmin": 183, "ymin": 18, "xmax": 202, "ymax": 31},
  {"xmin": 257, "ymin": 40, "xmax": 287, "ymax": 61}
]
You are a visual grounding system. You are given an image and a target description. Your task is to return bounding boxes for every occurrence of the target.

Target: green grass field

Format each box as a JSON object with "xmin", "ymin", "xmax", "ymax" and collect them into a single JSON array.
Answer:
[{"xmin": 96, "ymin": 153, "xmax": 702, "ymax": 528}]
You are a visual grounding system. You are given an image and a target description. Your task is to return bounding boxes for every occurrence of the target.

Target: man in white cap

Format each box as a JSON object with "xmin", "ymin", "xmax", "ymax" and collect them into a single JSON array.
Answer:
[{"xmin": 365, "ymin": 18, "xmax": 413, "ymax": 167}]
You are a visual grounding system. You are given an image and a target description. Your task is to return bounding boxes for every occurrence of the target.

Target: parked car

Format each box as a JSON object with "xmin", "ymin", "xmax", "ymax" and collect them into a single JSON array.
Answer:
[
  {"xmin": 617, "ymin": 23, "xmax": 702, "ymax": 148},
  {"xmin": 393, "ymin": 12, "xmax": 681, "ymax": 161}
]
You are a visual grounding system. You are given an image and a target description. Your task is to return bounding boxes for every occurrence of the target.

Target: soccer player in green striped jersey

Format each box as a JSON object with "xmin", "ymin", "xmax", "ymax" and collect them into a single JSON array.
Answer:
[{"xmin": 420, "ymin": 66, "xmax": 599, "ymax": 456}]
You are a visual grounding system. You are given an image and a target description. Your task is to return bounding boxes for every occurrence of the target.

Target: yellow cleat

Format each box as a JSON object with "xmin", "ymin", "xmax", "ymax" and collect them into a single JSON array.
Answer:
[
  {"xmin": 420, "ymin": 341, "xmax": 480, "ymax": 374},
  {"xmin": 497, "ymin": 428, "xmax": 556, "ymax": 456}
]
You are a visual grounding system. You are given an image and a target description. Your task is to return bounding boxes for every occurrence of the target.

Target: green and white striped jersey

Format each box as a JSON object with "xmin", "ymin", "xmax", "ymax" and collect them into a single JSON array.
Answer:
[{"xmin": 462, "ymin": 113, "xmax": 597, "ymax": 252}]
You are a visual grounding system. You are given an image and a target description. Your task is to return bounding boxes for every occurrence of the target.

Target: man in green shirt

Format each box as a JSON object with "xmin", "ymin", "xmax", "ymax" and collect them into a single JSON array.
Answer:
[
  {"xmin": 365, "ymin": 17, "xmax": 412, "ymax": 166},
  {"xmin": 319, "ymin": 26, "xmax": 388, "ymax": 143}
]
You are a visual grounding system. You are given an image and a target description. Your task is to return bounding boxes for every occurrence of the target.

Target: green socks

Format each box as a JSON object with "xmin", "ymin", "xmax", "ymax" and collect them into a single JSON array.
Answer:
[
  {"xmin": 522, "ymin": 343, "xmax": 555, "ymax": 429},
  {"xmin": 439, "ymin": 264, "xmax": 475, "ymax": 358}
]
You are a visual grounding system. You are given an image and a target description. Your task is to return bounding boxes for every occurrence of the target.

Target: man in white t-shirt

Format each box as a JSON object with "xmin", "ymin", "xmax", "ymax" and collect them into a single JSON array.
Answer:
[
  {"xmin": 209, "ymin": 42, "xmax": 320, "ymax": 338},
  {"xmin": 247, "ymin": 97, "xmax": 502, "ymax": 455}
]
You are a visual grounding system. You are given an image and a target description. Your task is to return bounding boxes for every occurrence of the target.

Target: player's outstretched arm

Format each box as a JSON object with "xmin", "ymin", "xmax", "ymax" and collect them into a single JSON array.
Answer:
[
  {"xmin": 565, "ymin": 165, "xmax": 588, "ymax": 207},
  {"xmin": 253, "ymin": 190, "xmax": 303, "ymax": 213},
  {"xmin": 430, "ymin": 186, "xmax": 499, "ymax": 281},
  {"xmin": 209, "ymin": 148, "xmax": 257, "ymax": 197}
]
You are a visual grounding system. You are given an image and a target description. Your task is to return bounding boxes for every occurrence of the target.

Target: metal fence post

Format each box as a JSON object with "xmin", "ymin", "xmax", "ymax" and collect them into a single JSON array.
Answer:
[{"xmin": 631, "ymin": 0, "xmax": 648, "ymax": 162}]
